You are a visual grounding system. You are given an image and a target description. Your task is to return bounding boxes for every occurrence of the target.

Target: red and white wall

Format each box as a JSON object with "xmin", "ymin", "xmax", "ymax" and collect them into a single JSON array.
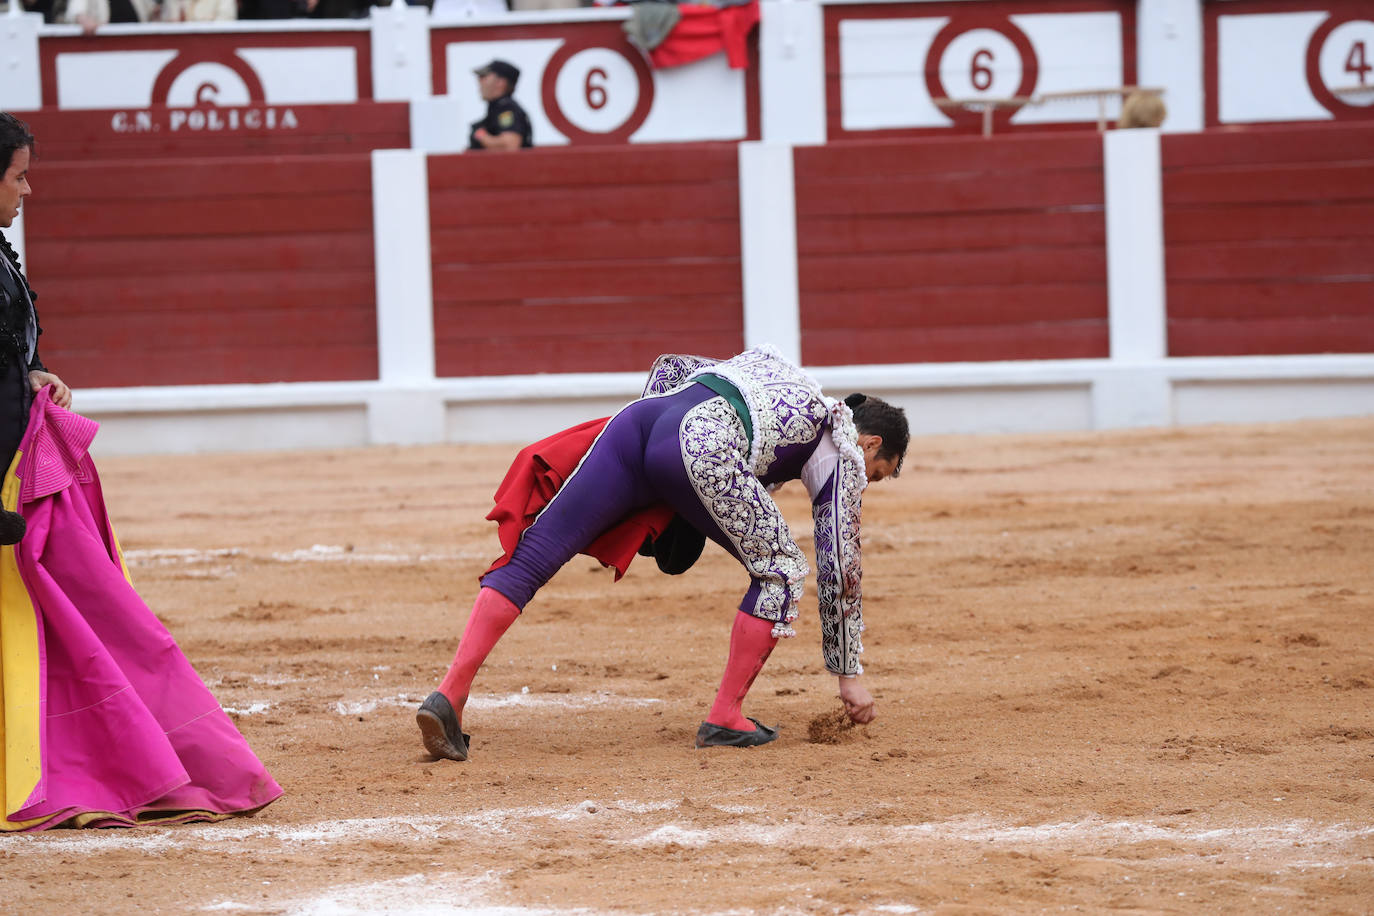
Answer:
[
  {"xmin": 427, "ymin": 13, "xmax": 760, "ymax": 146},
  {"xmin": 4, "ymin": 0, "xmax": 1371, "ymax": 144},
  {"xmin": 0, "ymin": 0, "xmax": 1368, "ymax": 453},
  {"xmin": 1, "ymin": 122, "xmax": 1356, "ymax": 455}
]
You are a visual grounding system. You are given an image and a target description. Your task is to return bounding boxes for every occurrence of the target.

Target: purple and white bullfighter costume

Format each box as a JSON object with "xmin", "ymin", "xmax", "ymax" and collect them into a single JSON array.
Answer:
[{"xmin": 481, "ymin": 345, "xmax": 869, "ymax": 676}]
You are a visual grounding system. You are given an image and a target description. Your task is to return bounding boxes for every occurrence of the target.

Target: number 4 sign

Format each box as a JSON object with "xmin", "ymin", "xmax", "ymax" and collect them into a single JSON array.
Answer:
[{"xmin": 1309, "ymin": 17, "xmax": 1374, "ymax": 112}]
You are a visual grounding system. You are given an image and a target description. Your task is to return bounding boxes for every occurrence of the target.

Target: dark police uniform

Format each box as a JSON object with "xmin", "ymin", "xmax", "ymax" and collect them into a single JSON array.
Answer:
[{"xmin": 469, "ymin": 95, "xmax": 533, "ymax": 150}]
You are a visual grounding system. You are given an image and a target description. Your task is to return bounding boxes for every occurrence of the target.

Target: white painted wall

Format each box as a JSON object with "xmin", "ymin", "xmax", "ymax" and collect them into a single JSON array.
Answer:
[
  {"xmin": 1101, "ymin": 126, "xmax": 1171, "ymax": 431},
  {"xmin": 1104, "ymin": 127, "xmax": 1166, "ymax": 366},
  {"xmin": 1008, "ymin": 12, "xmax": 1125, "ymax": 125},
  {"xmin": 371, "ymin": 0, "xmax": 433, "ymax": 103},
  {"xmin": 81, "ymin": 354, "xmax": 1374, "ymax": 457},
  {"xmin": 369, "ymin": 149, "xmax": 445, "ymax": 446},
  {"xmin": 1137, "ymin": 0, "xmax": 1204, "ymax": 132},
  {"xmin": 738, "ymin": 142, "xmax": 801, "ymax": 364},
  {"xmin": 1216, "ymin": 11, "xmax": 1331, "ymax": 124},
  {"xmin": 760, "ymin": 0, "xmax": 827, "ymax": 143},
  {"xmin": 0, "ymin": 10, "xmax": 42, "ymax": 112}
]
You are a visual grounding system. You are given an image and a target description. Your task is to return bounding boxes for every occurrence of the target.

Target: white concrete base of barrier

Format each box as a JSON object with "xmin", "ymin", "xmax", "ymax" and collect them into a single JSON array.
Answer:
[{"xmin": 77, "ymin": 354, "xmax": 1374, "ymax": 457}]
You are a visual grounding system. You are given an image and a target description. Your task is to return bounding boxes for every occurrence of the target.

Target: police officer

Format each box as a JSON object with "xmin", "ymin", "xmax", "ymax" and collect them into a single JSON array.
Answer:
[{"xmin": 469, "ymin": 59, "xmax": 533, "ymax": 151}]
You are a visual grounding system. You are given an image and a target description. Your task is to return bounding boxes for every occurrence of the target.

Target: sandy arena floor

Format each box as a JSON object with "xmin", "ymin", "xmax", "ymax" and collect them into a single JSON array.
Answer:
[{"xmin": 1, "ymin": 417, "xmax": 1371, "ymax": 915}]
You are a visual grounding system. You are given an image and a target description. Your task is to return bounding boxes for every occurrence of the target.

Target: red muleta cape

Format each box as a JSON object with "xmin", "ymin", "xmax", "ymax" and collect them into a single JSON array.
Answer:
[{"xmin": 483, "ymin": 418, "xmax": 675, "ymax": 581}]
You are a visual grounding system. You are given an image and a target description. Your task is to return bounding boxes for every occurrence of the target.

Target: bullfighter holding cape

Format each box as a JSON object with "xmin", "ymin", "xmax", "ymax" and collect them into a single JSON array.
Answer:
[{"xmin": 0, "ymin": 111, "xmax": 281, "ymax": 830}]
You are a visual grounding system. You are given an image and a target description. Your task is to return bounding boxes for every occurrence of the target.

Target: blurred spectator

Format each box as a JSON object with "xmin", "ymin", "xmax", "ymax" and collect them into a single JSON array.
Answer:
[
  {"xmin": 236, "ymin": 0, "xmax": 371, "ymax": 19},
  {"xmin": 1118, "ymin": 90, "xmax": 1166, "ymax": 129},
  {"xmin": 307, "ymin": 0, "xmax": 367, "ymax": 15},
  {"xmin": 239, "ymin": 0, "xmax": 295, "ymax": 17},
  {"xmin": 61, "ymin": 0, "xmax": 158, "ymax": 30},
  {"xmin": 469, "ymin": 59, "xmax": 533, "ymax": 151},
  {"xmin": 162, "ymin": 0, "xmax": 234, "ymax": 18},
  {"xmin": 3, "ymin": 0, "xmax": 58, "ymax": 22},
  {"xmin": 429, "ymin": 0, "xmax": 507, "ymax": 16}
]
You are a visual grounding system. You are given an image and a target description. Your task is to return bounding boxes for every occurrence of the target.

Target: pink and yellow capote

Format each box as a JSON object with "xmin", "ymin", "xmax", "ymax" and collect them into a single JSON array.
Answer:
[{"xmin": 0, "ymin": 388, "xmax": 281, "ymax": 831}]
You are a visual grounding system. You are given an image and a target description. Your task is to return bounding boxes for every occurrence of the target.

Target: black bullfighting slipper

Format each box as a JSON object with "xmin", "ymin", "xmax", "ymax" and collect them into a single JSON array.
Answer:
[
  {"xmin": 417, "ymin": 691, "xmax": 470, "ymax": 762},
  {"xmin": 694, "ymin": 717, "xmax": 779, "ymax": 749}
]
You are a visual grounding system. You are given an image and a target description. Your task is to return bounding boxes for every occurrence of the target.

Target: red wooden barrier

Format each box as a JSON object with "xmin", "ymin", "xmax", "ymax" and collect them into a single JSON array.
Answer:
[
  {"xmin": 794, "ymin": 133, "xmax": 1109, "ymax": 366},
  {"xmin": 23, "ymin": 155, "xmax": 379, "ymax": 388},
  {"xmin": 1162, "ymin": 122, "xmax": 1374, "ymax": 357},
  {"xmin": 428, "ymin": 144, "xmax": 745, "ymax": 377}
]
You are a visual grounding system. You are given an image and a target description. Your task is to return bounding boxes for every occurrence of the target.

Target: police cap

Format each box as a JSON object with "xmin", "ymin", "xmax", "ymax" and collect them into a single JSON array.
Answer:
[{"xmin": 474, "ymin": 59, "xmax": 520, "ymax": 89}]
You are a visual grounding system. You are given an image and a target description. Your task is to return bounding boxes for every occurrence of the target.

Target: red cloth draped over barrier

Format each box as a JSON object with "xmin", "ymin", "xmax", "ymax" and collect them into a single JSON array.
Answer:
[{"xmin": 649, "ymin": 2, "xmax": 760, "ymax": 70}]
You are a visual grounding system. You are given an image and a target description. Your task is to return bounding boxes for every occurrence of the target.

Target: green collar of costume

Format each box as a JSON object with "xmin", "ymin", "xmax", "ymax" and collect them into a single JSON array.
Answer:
[{"xmin": 695, "ymin": 373, "xmax": 753, "ymax": 447}]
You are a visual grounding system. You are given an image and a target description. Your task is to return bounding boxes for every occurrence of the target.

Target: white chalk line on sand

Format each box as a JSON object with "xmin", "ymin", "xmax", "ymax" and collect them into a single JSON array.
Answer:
[
  {"xmin": 206, "ymin": 870, "xmax": 918, "ymax": 916},
  {"xmin": 629, "ymin": 816, "xmax": 1374, "ymax": 862},
  {"xmin": 11, "ymin": 801, "xmax": 1372, "ymax": 870},
  {"xmin": 327, "ymin": 691, "xmax": 662, "ymax": 717},
  {"xmin": 123, "ymin": 545, "xmax": 487, "ymax": 567},
  {"xmin": 206, "ymin": 672, "xmax": 305, "ymax": 688},
  {"xmin": 216, "ymin": 869, "xmax": 802, "ymax": 916},
  {"xmin": 13, "ymin": 804, "xmax": 1370, "ymax": 916},
  {"xmin": 8, "ymin": 801, "xmax": 667, "ymax": 856},
  {"xmin": 212, "ymin": 691, "xmax": 662, "ymax": 718},
  {"xmin": 207, "ymin": 871, "xmax": 595, "ymax": 916}
]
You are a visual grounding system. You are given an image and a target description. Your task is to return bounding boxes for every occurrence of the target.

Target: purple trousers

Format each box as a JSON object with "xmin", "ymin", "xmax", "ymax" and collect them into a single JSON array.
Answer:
[{"xmin": 481, "ymin": 383, "xmax": 804, "ymax": 622}]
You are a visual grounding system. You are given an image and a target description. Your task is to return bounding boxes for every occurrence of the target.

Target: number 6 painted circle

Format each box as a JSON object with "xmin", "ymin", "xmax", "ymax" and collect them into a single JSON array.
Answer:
[
  {"xmin": 924, "ymin": 18, "xmax": 1038, "ymax": 131},
  {"xmin": 541, "ymin": 42, "xmax": 655, "ymax": 144},
  {"xmin": 151, "ymin": 52, "xmax": 266, "ymax": 106},
  {"xmin": 163, "ymin": 63, "xmax": 254, "ymax": 108},
  {"xmin": 940, "ymin": 29, "xmax": 1024, "ymax": 100},
  {"xmin": 1307, "ymin": 17, "xmax": 1374, "ymax": 115}
]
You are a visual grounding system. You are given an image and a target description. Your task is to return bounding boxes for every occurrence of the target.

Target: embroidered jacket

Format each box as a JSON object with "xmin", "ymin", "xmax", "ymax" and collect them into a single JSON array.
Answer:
[
  {"xmin": 0, "ymin": 234, "xmax": 44, "ymax": 375},
  {"xmin": 644, "ymin": 346, "xmax": 867, "ymax": 676}
]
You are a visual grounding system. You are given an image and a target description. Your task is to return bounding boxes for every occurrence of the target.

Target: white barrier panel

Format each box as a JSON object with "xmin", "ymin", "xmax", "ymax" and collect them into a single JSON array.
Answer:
[
  {"xmin": 1217, "ymin": 12, "xmax": 1332, "ymax": 124},
  {"xmin": 1138, "ymin": 0, "xmax": 1203, "ymax": 132},
  {"xmin": 432, "ymin": 19, "xmax": 749, "ymax": 146},
  {"xmin": 75, "ymin": 355, "xmax": 1374, "ymax": 456},
  {"xmin": 738, "ymin": 142, "xmax": 801, "ymax": 363},
  {"xmin": 831, "ymin": 0, "xmax": 1134, "ymax": 137},
  {"xmin": 0, "ymin": 11, "xmax": 42, "ymax": 111}
]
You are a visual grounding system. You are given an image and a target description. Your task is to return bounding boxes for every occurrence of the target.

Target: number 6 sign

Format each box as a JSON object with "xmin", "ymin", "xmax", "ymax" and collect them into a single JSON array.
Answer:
[
  {"xmin": 542, "ymin": 42, "xmax": 656, "ymax": 144},
  {"xmin": 924, "ymin": 17, "xmax": 1038, "ymax": 131}
]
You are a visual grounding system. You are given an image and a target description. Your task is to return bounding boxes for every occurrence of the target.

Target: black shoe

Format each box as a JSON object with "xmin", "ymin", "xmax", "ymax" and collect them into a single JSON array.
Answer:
[
  {"xmin": 0, "ymin": 509, "xmax": 25, "ymax": 546},
  {"xmin": 694, "ymin": 717, "xmax": 779, "ymax": 749},
  {"xmin": 417, "ymin": 692, "xmax": 470, "ymax": 762}
]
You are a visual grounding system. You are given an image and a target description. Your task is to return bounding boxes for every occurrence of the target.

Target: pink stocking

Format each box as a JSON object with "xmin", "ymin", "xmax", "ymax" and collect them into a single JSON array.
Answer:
[
  {"xmin": 706, "ymin": 611, "xmax": 778, "ymax": 731},
  {"xmin": 437, "ymin": 587, "xmax": 521, "ymax": 724}
]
